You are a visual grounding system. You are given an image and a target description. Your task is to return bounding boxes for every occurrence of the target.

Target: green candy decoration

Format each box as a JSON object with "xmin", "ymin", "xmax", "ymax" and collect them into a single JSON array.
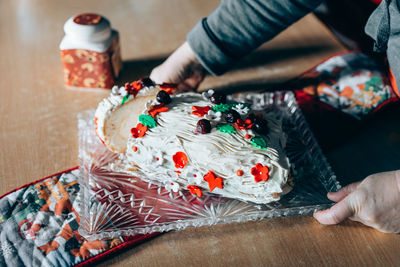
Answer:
[
  {"xmin": 251, "ymin": 137, "xmax": 268, "ymax": 149},
  {"xmin": 212, "ymin": 103, "xmax": 232, "ymax": 113},
  {"xmin": 139, "ymin": 114, "xmax": 157, "ymax": 128},
  {"xmin": 217, "ymin": 123, "xmax": 236, "ymax": 133},
  {"xmin": 121, "ymin": 94, "xmax": 130, "ymax": 105}
]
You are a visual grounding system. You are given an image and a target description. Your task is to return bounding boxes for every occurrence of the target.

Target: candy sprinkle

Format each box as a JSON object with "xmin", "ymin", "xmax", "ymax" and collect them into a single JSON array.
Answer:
[
  {"xmin": 173, "ymin": 152, "xmax": 188, "ymax": 169},
  {"xmin": 139, "ymin": 114, "xmax": 157, "ymax": 128}
]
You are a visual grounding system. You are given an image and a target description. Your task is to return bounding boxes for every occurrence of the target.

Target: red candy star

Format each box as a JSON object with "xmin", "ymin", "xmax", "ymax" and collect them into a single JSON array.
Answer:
[
  {"xmin": 187, "ymin": 185, "xmax": 203, "ymax": 197},
  {"xmin": 203, "ymin": 170, "xmax": 223, "ymax": 192},
  {"xmin": 251, "ymin": 163, "xmax": 270, "ymax": 183},
  {"xmin": 191, "ymin": 106, "xmax": 211, "ymax": 117}
]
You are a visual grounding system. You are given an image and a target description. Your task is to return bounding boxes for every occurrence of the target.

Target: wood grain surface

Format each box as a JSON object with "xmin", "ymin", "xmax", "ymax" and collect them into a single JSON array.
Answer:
[{"xmin": 1, "ymin": 0, "xmax": 400, "ymax": 266}]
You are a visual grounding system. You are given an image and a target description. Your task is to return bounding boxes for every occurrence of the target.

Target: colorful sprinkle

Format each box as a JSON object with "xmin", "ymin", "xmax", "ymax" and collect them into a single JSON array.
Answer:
[
  {"xmin": 212, "ymin": 103, "xmax": 231, "ymax": 113},
  {"xmin": 251, "ymin": 137, "xmax": 268, "ymax": 149},
  {"xmin": 160, "ymin": 83, "xmax": 176, "ymax": 94},
  {"xmin": 187, "ymin": 185, "xmax": 203, "ymax": 197},
  {"xmin": 173, "ymin": 152, "xmax": 188, "ymax": 169},
  {"xmin": 131, "ymin": 81, "xmax": 143, "ymax": 91},
  {"xmin": 244, "ymin": 134, "xmax": 251, "ymax": 139},
  {"xmin": 217, "ymin": 123, "xmax": 236, "ymax": 133},
  {"xmin": 236, "ymin": 170, "xmax": 244, "ymax": 176},
  {"xmin": 203, "ymin": 170, "xmax": 223, "ymax": 192},
  {"xmin": 148, "ymin": 104, "xmax": 169, "ymax": 117},
  {"xmin": 132, "ymin": 146, "xmax": 138, "ymax": 152},
  {"xmin": 131, "ymin": 123, "xmax": 148, "ymax": 138},
  {"xmin": 192, "ymin": 106, "xmax": 211, "ymax": 117},
  {"xmin": 232, "ymin": 103, "xmax": 251, "ymax": 115},
  {"xmin": 121, "ymin": 94, "xmax": 130, "ymax": 105},
  {"xmin": 139, "ymin": 114, "xmax": 157, "ymax": 128},
  {"xmin": 235, "ymin": 118, "xmax": 253, "ymax": 130},
  {"xmin": 251, "ymin": 163, "xmax": 270, "ymax": 183}
]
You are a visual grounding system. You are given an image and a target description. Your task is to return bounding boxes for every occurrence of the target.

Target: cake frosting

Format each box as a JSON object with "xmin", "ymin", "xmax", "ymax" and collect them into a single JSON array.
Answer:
[
  {"xmin": 95, "ymin": 80, "xmax": 292, "ymax": 204},
  {"xmin": 94, "ymin": 80, "xmax": 163, "ymax": 152}
]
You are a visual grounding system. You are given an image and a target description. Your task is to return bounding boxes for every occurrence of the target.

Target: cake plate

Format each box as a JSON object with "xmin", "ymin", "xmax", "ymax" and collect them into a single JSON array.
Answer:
[{"xmin": 77, "ymin": 91, "xmax": 341, "ymax": 241}]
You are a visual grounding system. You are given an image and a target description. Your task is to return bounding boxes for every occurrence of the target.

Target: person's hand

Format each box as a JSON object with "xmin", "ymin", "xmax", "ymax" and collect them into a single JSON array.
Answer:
[
  {"xmin": 314, "ymin": 170, "xmax": 400, "ymax": 233},
  {"xmin": 150, "ymin": 42, "xmax": 206, "ymax": 91}
]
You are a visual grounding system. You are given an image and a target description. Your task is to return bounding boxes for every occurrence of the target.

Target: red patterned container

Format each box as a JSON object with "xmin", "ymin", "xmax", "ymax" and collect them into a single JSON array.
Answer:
[{"xmin": 60, "ymin": 13, "xmax": 122, "ymax": 90}]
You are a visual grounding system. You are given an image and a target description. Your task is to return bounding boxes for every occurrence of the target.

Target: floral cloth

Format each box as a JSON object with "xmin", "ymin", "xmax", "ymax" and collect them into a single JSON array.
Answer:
[
  {"xmin": 295, "ymin": 52, "xmax": 398, "ymax": 119},
  {"xmin": 0, "ymin": 169, "xmax": 134, "ymax": 267}
]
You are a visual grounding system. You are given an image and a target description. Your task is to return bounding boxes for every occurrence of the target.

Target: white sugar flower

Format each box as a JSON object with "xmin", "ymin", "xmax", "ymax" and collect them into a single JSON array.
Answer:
[
  {"xmin": 232, "ymin": 103, "xmax": 250, "ymax": 115},
  {"xmin": 184, "ymin": 167, "xmax": 203, "ymax": 185},
  {"xmin": 204, "ymin": 110, "xmax": 222, "ymax": 121},
  {"xmin": 154, "ymin": 151, "xmax": 165, "ymax": 166},
  {"xmin": 164, "ymin": 181, "xmax": 180, "ymax": 192},
  {"xmin": 202, "ymin": 89, "xmax": 215, "ymax": 101}
]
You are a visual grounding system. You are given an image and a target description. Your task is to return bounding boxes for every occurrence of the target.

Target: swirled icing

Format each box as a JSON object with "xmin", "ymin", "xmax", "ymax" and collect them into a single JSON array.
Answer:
[
  {"xmin": 94, "ymin": 84, "xmax": 159, "ymax": 145},
  {"xmin": 125, "ymin": 93, "xmax": 292, "ymax": 204}
]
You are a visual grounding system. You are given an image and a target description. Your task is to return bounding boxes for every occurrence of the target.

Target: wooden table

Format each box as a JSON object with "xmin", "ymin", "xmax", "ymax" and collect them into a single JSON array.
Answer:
[{"xmin": 1, "ymin": 0, "xmax": 400, "ymax": 266}]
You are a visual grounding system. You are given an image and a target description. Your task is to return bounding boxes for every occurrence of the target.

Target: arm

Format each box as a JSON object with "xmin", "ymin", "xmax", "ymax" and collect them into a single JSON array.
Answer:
[
  {"xmin": 187, "ymin": 0, "xmax": 323, "ymax": 75},
  {"xmin": 151, "ymin": 0, "xmax": 323, "ymax": 90},
  {"xmin": 365, "ymin": 0, "xmax": 400, "ymax": 97}
]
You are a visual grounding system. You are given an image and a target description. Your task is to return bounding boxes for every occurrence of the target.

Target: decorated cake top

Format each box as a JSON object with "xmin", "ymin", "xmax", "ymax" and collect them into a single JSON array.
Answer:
[
  {"xmin": 119, "ymin": 84, "xmax": 291, "ymax": 204},
  {"xmin": 94, "ymin": 79, "xmax": 176, "ymax": 152},
  {"xmin": 94, "ymin": 79, "xmax": 292, "ymax": 203}
]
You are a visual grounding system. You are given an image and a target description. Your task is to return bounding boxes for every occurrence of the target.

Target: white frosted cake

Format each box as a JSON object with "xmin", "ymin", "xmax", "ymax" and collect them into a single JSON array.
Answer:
[{"xmin": 95, "ymin": 79, "xmax": 292, "ymax": 204}]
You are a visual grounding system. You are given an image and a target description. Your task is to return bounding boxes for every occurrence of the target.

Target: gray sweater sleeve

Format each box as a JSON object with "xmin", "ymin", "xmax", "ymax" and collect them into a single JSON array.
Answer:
[
  {"xmin": 187, "ymin": 0, "xmax": 323, "ymax": 75},
  {"xmin": 365, "ymin": 0, "xmax": 400, "ymax": 94}
]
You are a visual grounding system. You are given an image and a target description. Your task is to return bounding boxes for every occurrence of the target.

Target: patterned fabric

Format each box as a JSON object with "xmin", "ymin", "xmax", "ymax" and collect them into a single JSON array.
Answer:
[
  {"xmin": 295, "ymin": 52, "xmax": 397, "ymax": 119},
  {"xmin": 0, "ymin": 169, "xmax": 127, "ymax": 267}
]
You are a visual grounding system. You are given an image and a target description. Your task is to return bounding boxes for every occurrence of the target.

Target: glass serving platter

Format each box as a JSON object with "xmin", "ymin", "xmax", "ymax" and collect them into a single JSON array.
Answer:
[{"xmin": 77, "ymin": 91, "xmax": 341, "ymax": 241}]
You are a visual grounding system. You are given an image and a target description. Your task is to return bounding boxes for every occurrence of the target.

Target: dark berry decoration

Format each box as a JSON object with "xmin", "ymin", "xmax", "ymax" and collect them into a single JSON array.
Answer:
[
  {"xmin": 141, "ymin": 77, "xmax": 155, "ymax": 87},
  {"xmin": 156, "ymin": 90, "xmax": 172, "ymax": 105},
  {"xmin": 252, "ymin": 118, "xmax": 268, "ymax": 134},
  {"xmin": 210, "ymin": 93, "xmax": 226, "ymax": 104},
  {"xmin": 225, "ymin": 109, "xmax": 241, "ymax": 123},
  {"xmin": 196, "ymin": 119, "xmax": 212, "ymax": 134}
]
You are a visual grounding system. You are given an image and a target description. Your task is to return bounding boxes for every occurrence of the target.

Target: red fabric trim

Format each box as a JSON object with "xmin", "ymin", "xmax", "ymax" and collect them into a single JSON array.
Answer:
[
  {"xmin": 370, "ymin": 94, "xmax": 400, "ymax": 115},
  {"xmin": 389, "ymin": 68, "xmax": 400, "ymax": 97},
  {"xmin": 75, "ymin": 233, "xmax": 159, "ymax": 267},
  {"xmin": 0, "ymin": 166, "xmax": 79, "ymax": 200},
  {"xmin": 370, "ymin": 0, "xmax": 382, "ymax": 5}
]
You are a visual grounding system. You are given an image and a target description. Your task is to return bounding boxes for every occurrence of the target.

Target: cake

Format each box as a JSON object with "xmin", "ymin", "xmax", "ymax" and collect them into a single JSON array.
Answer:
[{"xmin": 95, "ymin": 79, "xmax": 292, "ymax": 204}]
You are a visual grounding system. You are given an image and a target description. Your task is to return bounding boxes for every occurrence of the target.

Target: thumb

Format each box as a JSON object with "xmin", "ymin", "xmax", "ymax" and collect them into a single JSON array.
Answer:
[
  {"xmin": 313, "ymin": 195, "xmax": 355, "ymax": 225},
  {"xmin": 327, "ymin": 181, "xmax": 361, "ymax": 202}
]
